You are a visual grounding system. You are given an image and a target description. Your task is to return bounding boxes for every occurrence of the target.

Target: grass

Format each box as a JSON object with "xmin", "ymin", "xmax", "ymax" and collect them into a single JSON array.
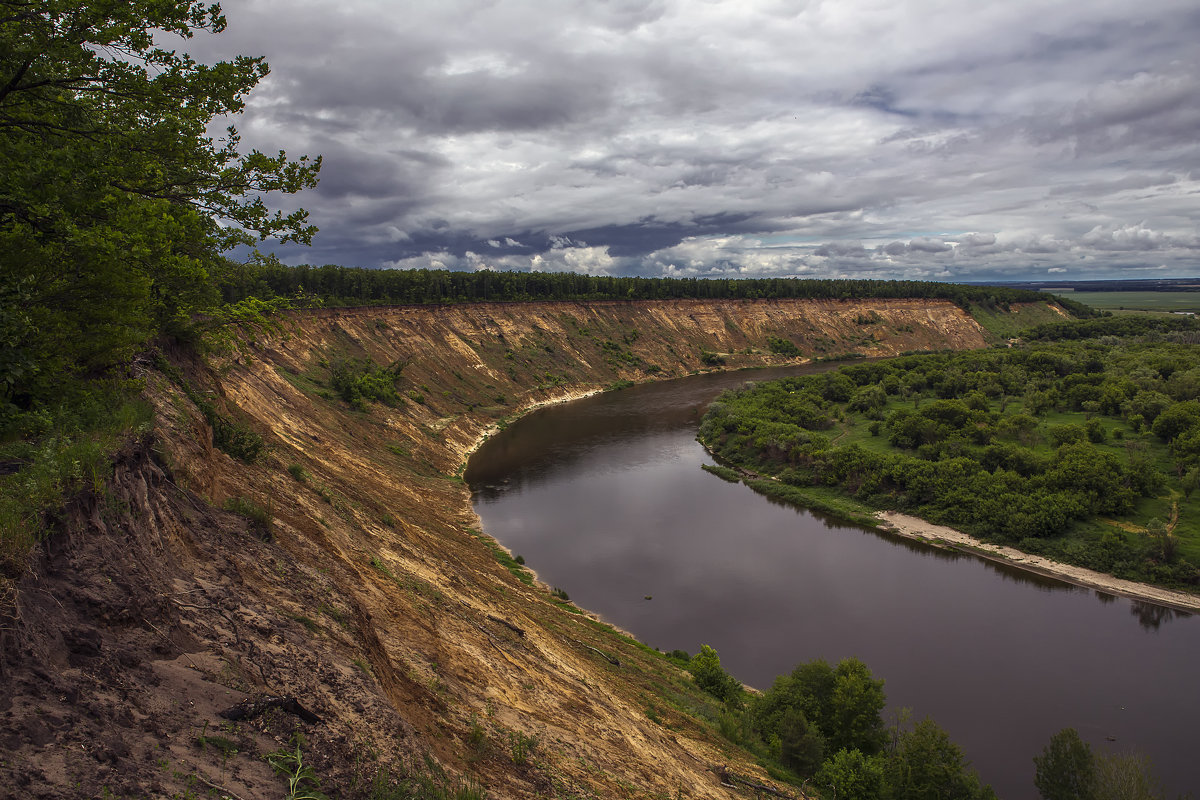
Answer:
[
  {"xmin": 467, "ymin": 529, "xmax": 535, "ymax": 585},
  {"xmin": 287, "ymin": 463, "xmax": 310, "ymax": 482},
  {"xmin": 967, "ymin": 301, "xmax": 1068, "ymax": 339},
  {"xmin": 1055, "ymin": 291, "xmax": 1200, "ymax": 314},
  {"xmin": 223, "ymin": 496, "xmax": 273, "ymax": 537},
  {"xmin": 1, "ymin": 380, "xmax": 153, "ymax": 578}
]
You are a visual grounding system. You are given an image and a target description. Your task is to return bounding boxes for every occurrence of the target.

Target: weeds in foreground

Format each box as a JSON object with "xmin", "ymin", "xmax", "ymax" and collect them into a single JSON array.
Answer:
[
  {"xmin": 508, "ymin": 731, "xmax": 538, "ymax": 766},
  {"xmin": 1, "ymin": 379, "xmax": 152, "ymax": 578},
  {"xmin": 223, "ymin": 495, "xmax": 273, "ymax": 538},
  {"xmin": 266, "ymin": 734, "xmax": 328, "ymax": 799},
  {"xmin": 368, "ymin": 754, "xmax": 485, "ymax": 800}
]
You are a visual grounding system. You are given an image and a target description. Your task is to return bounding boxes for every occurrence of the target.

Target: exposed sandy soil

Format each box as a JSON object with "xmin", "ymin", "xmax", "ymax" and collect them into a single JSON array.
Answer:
[
  {"xmin": 878, "ymin": 512, "xmax": 1200, "ymax": 612},
  {"xmin": 1, "ymin": 297, "xmax": 1025, "ymax": 799}
]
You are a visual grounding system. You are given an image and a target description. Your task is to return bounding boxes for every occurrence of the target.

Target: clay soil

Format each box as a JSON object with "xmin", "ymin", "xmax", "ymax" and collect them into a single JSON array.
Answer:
[{"xmin": 2, "ymin": 298, "xmax": 1010, "ymax": 799}]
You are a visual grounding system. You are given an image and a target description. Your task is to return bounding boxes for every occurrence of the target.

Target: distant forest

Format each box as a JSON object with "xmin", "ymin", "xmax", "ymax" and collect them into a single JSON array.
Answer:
[{"xmin": 216, "ymin": 261, "xmax": 1100, "ymax": 316}]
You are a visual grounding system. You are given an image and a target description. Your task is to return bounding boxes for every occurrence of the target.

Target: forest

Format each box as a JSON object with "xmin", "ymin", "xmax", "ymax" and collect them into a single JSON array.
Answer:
[
  {"xmin": 698, "ymin": 318, "xmax": 1200, "ymax": 588},
  {"xmin": 213, "ymin": 259, "xmax": 1099, "ymax": 314}
]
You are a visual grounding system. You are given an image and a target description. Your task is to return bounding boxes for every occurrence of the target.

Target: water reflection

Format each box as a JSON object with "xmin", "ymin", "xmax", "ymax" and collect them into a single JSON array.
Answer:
[
  {"xmin": 468, "ymin": 368, "xmax": 1200, "ymax": 799},
  {"xmin": 1130, "ymin": 600, "xmax": 1191, "ymax": 630}
]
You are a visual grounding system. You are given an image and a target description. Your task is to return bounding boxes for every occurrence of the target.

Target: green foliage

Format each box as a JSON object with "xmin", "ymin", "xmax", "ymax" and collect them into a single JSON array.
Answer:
[
  {"xmin": 212, "ymin": 264, "xmax": 1070, "ymax": 313},
  {"xmin": 815, "ymin": 748, "xmax": 886, "ymax": 800},
  {"xmin": 687, "ymin": 644, "xmax": 742, "ymax": 704},
  {"xmin": 752, "ymin": 657, "xmax": 886, "ymax": 775},
  {"xmin": 885, "ymin": 719, "xmax": 995, "ymax": 800},
  {"xmin": 0, "ymin": 381, "xmax": 151, "ymax": 576},
  {"xmin": 699, "ymin": 350, "xmax": 726, "ymax": 367},
  {"xmin": 0, "ymin": 1, "xmax": 319, "ymax": 413},
  {"xmin": 223, "ymin": 496, "xmax": 272, "ymax": 538},
  {"xmin": 698, "ymin": 338, "xmax": 1200, "ymax": 586},
  {"xmin": 767, "ymin": 336, "xmax": 802, "ymax": 357},
  {"xmin": 1034, "ymin": 728, "xmax": 1097, "ymax": 800},
  {"xmin": 266, "ymin": 734, "xmax": 329, "ymax": 800},
  {"xmin": 329, "ymin": 358, "xmax": 406, "ymax": 410},
  {"xmin": 507, "ymin": 730, "xmax": 538, "ymax": 765},
  {"xmin": 1034, "ymin": 728, "xmax": 1171, "ymax": 800}
]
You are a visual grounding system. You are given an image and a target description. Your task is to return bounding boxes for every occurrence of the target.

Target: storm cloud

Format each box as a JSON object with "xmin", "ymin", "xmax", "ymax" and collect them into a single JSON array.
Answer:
[{"xmin": 195, "ymin": 0, "xmax": 1200, "ymax": 281}]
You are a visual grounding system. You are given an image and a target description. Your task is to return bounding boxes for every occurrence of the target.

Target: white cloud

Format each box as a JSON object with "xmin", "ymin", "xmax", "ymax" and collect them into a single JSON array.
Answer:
[{"xmin": 204, "ymin": 0, "xmax": 1200, "ymax": 279}]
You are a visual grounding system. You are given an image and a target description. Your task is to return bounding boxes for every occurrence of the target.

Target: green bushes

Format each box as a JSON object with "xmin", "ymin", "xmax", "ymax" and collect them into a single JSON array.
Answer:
[
  {"xmin": 767, "ymin": 336, "xmax": 802, "ymax": 357},
  {"xmin": 329, "ymin": 357, "xmax": 407, "ymax": 410},
  {"xmin": 698, "ymin": 336, "xmax": 1200, "ymax": 585},
  {"xmin": 683, "ymin": 647, "xmax": 992, "ymax": 795},
  {"xmin": 688, "ymin": 645, "xmax": 742, "ymax": 704}
]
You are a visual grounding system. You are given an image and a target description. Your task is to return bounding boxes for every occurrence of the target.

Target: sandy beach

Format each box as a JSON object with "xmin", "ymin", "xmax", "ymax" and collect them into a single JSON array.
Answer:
[{"xmin": 878, "ymin": 511, "xmax": 1200, "ymax": 613}]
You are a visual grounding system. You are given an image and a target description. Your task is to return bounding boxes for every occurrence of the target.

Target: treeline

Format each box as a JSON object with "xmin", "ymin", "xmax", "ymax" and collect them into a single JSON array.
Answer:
[
  {"xmin": 1023, "ymin": 314, "xmax": 1200, "ymax": 341},
  {"xmin": 215, "ymin": 261, "xmax": 1095, "ymax": 314},
  {"xmin": 680, "ymin": 646, "xmax": 994, "ymax": 798},
  {"xmin": 699, "ymin": 334, "xmax": 1200, "ymax": 587}
]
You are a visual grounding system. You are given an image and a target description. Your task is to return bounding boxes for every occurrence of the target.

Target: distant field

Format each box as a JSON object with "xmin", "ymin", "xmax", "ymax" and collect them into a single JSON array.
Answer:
[{"xmin": 1049, "ymin": 290, "xmax": 1200, "ymax": 313}]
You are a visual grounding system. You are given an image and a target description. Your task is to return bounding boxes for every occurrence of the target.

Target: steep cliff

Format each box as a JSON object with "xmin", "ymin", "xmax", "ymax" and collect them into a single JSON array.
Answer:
[{"xmin": 1, "ymin": 298, "xmax": 1049, "ymax": 799}]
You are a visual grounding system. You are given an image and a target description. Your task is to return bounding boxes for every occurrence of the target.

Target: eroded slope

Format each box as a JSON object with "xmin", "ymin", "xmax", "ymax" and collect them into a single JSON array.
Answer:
[{"xmin": 3, "ymin": 297, "xmax": 1028, "ymax": 799}]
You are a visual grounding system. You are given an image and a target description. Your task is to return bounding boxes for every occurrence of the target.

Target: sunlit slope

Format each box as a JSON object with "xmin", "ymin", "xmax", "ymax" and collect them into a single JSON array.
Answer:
[{"xmin": 21, "ymin": 296, "xmax": 1054, "ymax": 798}]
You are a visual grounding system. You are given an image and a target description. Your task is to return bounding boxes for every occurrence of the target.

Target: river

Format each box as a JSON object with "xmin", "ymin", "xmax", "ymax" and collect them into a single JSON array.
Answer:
[{"xmin": 465, "ymin": 367, "xmax": 1199, "ymax": 799}]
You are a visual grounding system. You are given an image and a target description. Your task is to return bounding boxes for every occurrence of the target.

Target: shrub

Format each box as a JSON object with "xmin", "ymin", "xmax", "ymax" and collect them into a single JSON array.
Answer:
[
  {"xmin": 688, "ymin": 644, "xmax": 742, "ymax": 704},
  {"xmin": 767, "ymin": 336, "xmax": 802, "ymax": 357}
]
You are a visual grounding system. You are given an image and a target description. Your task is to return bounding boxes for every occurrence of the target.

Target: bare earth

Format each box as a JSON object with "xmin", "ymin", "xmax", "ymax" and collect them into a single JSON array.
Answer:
[{"xmin": 878, "ymin": 511, "xmax": 1200, "ymax": 612}]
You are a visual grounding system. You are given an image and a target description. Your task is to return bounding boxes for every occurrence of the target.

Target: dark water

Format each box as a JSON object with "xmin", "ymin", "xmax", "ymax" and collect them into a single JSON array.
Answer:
[{"xmin": 466, "ymin": 368, "xmax": 1200, "ymax": 799}]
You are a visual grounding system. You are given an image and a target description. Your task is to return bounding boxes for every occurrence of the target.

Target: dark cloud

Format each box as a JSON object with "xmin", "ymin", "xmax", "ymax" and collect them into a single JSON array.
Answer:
[{"xmin": 195, "ymin": 0, "xmax": 1200, "ymax": 280}]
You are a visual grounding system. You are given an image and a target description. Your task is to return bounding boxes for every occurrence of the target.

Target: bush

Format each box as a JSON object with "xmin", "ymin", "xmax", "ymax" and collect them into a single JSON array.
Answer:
[
  {"xmin": 767, "ymin": 336, "xmax": 802, "ymax": 357},
  {"xmin": 688, "ymin": 645, "xmax": 742, "ymax": 704},
  {"xmin": 329, "ymin": 357, "xmax": 406, "ymax": 410}
]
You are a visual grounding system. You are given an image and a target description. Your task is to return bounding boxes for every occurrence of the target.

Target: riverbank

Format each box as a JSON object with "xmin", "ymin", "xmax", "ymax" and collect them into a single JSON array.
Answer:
[
  {"xmin": 877, "ymin": 511, "xmax": 1200, "ymax": 613},
  {"xmin": 709, "ymin": 451, "xmax": 1200, "ymax": 614}
]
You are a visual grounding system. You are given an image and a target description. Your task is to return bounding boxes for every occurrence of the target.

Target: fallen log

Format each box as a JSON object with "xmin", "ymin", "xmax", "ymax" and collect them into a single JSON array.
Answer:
[{"xmin": 219, "ymin": 695, "xmax": 322, "ymax": 724}]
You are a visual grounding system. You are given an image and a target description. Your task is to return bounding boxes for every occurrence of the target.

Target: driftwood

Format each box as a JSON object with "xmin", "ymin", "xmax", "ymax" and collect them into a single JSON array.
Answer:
[
  {"xmin": 569, "ymin": 638, "xmax": 620, "ymax": 666},
  {"xmin": 219, "ymin": 695, "xmax": 322, "ymax": 724},
  {"xmin": 713, "ymin": 765, "xmax": 795, "ymax": 798},
  {"xmin": 486, "ymin": 614, "xmax": 525, "ymax": 637}
]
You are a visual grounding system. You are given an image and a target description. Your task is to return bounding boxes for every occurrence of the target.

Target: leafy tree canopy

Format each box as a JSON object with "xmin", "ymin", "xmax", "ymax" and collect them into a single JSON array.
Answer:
[{"xmin": 1, "ymin": 1, "xmax": 319, "ymax": 417}]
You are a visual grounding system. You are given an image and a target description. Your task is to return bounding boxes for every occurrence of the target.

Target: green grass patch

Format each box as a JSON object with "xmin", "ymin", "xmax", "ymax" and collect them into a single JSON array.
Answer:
[
  {"xmin": 1061, "ymin": 291, "xmax": 1200, "ymax": 314},
  {"xmin": 968, "ymin": 301, "xmax": 1067, "ymax": 339},
  {"xmin": 223, "ymin": 496, "xmax": 273, "ymax": 537},
  {"xmin": 700, "ymin": 463, "xmax": 742, "ymax": 483},
  {"xmin": 1, "ymin": 380, "xmax": 152, "ymax": 577},
  {"xmin": 467, "ymin": 530, "xmax": 534, "ymax": 585}
]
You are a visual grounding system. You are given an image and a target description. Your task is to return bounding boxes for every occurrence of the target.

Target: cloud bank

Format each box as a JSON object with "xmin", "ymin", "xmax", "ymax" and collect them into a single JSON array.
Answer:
[{"xmin": 196, "ymin": 0, "xmax": 1200, "ymax": 281}]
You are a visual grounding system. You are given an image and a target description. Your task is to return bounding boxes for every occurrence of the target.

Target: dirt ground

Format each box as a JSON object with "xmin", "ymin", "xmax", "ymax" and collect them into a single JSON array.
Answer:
[{"xmin": 1, "ymin": 297, "xmax": 1022, "ymax": 799}]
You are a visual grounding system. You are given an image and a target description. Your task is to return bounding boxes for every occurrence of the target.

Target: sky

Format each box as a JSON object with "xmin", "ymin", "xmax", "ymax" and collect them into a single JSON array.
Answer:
[{"xmin": 193, "ymin": 0, "xmax": 1200, "ymax": 282}]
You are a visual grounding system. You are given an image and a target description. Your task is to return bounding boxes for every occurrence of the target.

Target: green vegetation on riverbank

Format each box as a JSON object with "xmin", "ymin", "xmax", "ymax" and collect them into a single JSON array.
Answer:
[
  {"xmin": 680, "ymin": 646, "xmax": 995, "ymax": 798},
  {"xmin": 698, "ymin": 319, "xmax": 1200, "ymax": 589}
]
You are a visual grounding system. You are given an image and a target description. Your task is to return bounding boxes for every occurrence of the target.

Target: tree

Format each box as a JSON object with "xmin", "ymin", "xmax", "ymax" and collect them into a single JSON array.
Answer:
[
  {"xmin": 1, "ymin": 1, "xmax": 319, "ymax": 416},
  {"xmin": 688, "ymin": 644, "xmax": 741, "ymax": 704},
  {"xmin": 777, "ymin": 707, "xmax": 825, "ymax": 776},
  {"xmin": 886, "ymin": 719, "xmax": 995, "ymax": 800},
  {"xmin": 828, "ymin": 657, "xmax": 887, "ymax": 756},
  {"xmin": 1034, "ymin": 728, "xmax": 1097, "ymax": 800},
  {"xmin": 816, "ymin": 748, "xmax": 885, "ymax": 800},
  {"xmin": 1094, "ymin": 751, "xmax": 1167, "ymax": 800}
]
